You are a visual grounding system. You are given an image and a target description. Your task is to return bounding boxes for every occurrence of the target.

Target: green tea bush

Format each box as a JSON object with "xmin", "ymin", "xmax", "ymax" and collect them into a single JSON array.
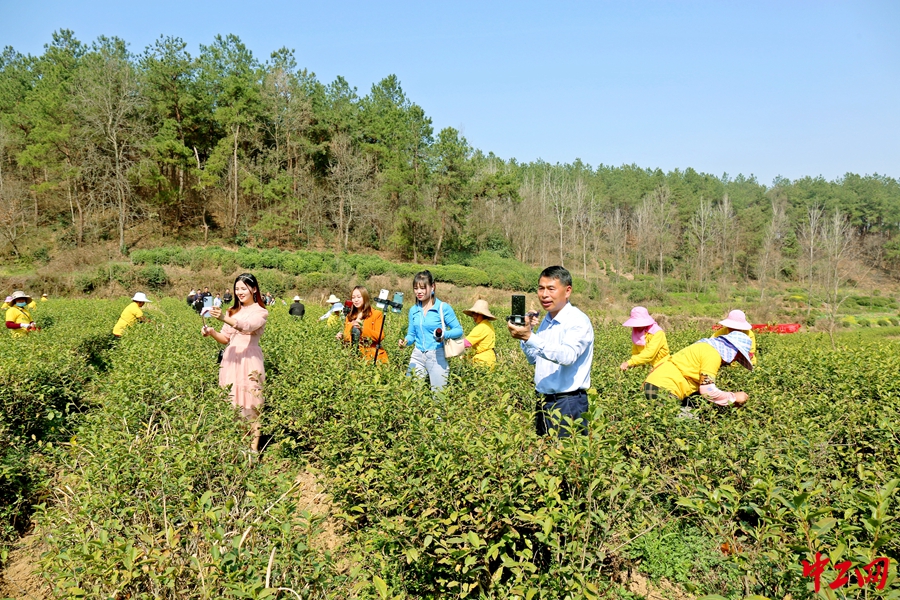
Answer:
[
  {"xmin": 878, "ymin": 317, "xmax": 892, "ymax": 327},
  {"xmin": 35, "ymin": 300, "xmax": 353, "ymax": 598},
  {"xmin": 138, "ymin": 265, "xmax": 169, "ymax": 290},
  {"xmin": 0, "ymin": 300, "xmax": 117, "ymax": 563},
  {"xmin": 13, "ymin": 298, "xmax": 900, "ymax": 598},
  {"xmin": 466, "ymin": 252, "xmax": 540, "ymax": 291}
]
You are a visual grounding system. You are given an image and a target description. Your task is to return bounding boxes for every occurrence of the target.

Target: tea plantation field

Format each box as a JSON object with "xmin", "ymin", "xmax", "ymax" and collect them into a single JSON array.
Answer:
[{"xmin": 1, "ymin": 298, "xmax": 898, "ymax": 599}]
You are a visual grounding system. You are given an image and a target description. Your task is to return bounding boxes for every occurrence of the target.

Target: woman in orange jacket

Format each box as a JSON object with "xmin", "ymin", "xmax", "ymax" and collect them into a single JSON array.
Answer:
[{"xmin": 336, "ymin": 286, "xmax": 388, "ymax": 364}]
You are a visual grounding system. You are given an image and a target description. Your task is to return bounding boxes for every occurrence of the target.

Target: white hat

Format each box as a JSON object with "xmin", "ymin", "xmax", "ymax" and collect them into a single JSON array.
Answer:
[
  {"xmin": 293, "ymin": 295, "xmax": 301, "ymax": 302},
  {"xmin": 132, "ymin": 292, "xmax": 151, "ymax": 303},
  {"xmin": 326, "ymin": 294, "xmax": 340, "ymax": 304},
  {"xmin": 10, "ymin": 291, "xmax": 31, "ymax": 302}
]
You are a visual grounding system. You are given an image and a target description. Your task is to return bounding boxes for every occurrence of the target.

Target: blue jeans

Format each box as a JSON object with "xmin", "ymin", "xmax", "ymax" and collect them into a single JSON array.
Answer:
[
  {"xmin": 407, "ymin": 347, "xmax": 449, "ymax": 390},
  {"xmin": 536, "ymin": 390, "xmax": 589, "ymax": 437}
]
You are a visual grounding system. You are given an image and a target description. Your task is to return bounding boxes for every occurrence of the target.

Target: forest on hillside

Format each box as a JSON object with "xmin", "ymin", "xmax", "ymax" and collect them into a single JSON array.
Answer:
[{"xmin": 1, "ymin": 31, "xmax": 900, "ymax": 291}]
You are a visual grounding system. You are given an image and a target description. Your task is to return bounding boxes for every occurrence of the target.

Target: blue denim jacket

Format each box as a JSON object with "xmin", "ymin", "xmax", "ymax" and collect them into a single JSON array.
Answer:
[{"xmin": 404, "ymin": 298, "xmax": 463, "ymax": 351}]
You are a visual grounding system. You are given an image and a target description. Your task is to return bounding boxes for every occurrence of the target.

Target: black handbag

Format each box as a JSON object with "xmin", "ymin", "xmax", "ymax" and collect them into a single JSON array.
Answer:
[{"xmin": 217, "ymin": 348, "xmax": 225, "ymax": 364}]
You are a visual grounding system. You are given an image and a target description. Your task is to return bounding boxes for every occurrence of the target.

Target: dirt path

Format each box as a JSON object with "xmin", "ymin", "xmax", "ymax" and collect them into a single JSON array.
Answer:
[{"xmin": 0, "ymin": 534, "xmax": 51, "ymax": 600}]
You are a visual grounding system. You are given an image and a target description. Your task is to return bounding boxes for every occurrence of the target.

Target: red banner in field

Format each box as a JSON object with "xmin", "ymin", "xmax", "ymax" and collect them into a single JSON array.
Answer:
[{"xmin": 712, "ymin": 323, "xmax": 802, "ymax": 334}]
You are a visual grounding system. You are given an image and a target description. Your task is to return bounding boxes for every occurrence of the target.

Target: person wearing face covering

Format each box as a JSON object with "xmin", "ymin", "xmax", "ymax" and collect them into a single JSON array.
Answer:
[
  {"xmin": 643, "ymin": 330, "xmax": 754, "ymax": 417},
  {"xmin": 5, "ymin": 291, "xmax": 37, "ymax": 338},
  {"xmin": 619, "ymin": 306, "xmax": 669, "ymax": 372},
  {"xmin": 711, "ymin": 309, "xmax": 757, "ymax": 366}
]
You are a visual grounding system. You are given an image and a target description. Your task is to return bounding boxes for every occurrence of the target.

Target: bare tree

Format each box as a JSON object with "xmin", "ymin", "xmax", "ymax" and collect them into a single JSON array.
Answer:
[
  {"xmin": 71, "ymin": 41, "xmax": 146, "ymax": 253},
  {"xmin": 603, "ymin": 206, "xmax": 629, "ymax": 281},
  {"xmin": 0, "ymin": 180, "xmax": 29, "ymax": 256},
  {"xmin": 757, "ymin": 200, "xmax": 788, "ymax": 301},
  {"xmin": 712, "ymin": 194, "xmax": 736, "ymax": 280},
  {"xmin": 688, "ymin": 197, "xmax": 715, "ymax": 289},
  {"xmin": 798, "ymin": 204, "xmax": 824, "ymax": 317},
  {"xmin": 635, "ymin": 187, "xmax": 679, "ymax": 285},
  {"xmin": 819, "ymin": 210, "xmax": 858, "ymax": 346},
  {"xmin": 328, "ymin": 133, "xmax": 373, "ymax": 251},
  {"xmin": 544, "ymin": 171, "xmax": 571, "ymax": 266},
  {"xmin": 570, "ymin": 177, "xmax": 597, "ymax": 280}
]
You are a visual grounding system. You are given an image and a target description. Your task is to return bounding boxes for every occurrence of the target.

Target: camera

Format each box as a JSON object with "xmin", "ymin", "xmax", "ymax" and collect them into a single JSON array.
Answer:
[
  {"xmin": 342, "ymin": 300, "xmax": 353, "ymax": 317},
  {"xmin": 507, "ymin": 294, "xmax": 526, "ymax": 326},
  {"xmin": 434, "ymin": 327, "xmax": 443, "ymax": 342}
]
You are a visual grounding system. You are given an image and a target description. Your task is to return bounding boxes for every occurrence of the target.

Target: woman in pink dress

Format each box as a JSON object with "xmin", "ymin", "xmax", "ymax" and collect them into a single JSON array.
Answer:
[{"xmin": 202, "ymin": 272, "xmax": 268, "ymax": 451}]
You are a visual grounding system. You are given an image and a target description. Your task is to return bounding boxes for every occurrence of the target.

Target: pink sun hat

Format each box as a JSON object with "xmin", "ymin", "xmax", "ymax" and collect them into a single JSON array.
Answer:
[
  {"xmin": 719, "ymin": 309, "xmax": 752, "ymax": 331},
  {"xmin": 623, "ymin": 306, "xmax": 656, "ymax": 328}
]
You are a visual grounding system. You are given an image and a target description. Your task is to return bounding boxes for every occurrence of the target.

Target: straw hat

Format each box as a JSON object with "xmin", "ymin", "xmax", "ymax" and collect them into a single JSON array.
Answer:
[
  {"xmin": 463, "ymin": 299, "xmax": 496, "ymax": 321},
  {"xmin": 326, "ymin": 294, "xmax": 341, "ymax": 304},
  {"xmin": 622, "ymin": 306, "xmax": 655, "ymax": 328},
  {"xmin": 293, "ymin": 295, "xmax": 301, "ymax": 302},
  {"xmin": 10, "ymin": 291, "xmax": 31, "ymax": 302},
  {"xmin": 132, "ymin": 292, "xmax": 152, "ymax": 303},
  {"xmin": 719, "ymin": 309, "xmax": 751, "ymax": 331}
]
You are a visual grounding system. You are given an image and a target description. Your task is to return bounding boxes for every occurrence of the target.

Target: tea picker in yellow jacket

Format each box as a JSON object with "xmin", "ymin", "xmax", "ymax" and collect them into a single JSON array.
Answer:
[
  {"xmin": 5, "ymin": 291, "xmax": 37, "ymax": 337},
  {"xmin": 113, "ymin": 292, "xmax": 151, "ymax": 337},
  {"xmin": 463, "ymin": 299, "xmax": 497, "ymax": 367},
  {"xmin": 620, "ymin": 306, "xmax": 669, "ymax": 371},
  {"xmin": 712, "ymin": 309, "xmax": 757, "ymax": 366}
]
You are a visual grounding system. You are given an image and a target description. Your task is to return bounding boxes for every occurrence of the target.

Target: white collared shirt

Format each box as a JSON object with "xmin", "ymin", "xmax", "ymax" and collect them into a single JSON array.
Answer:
[{"xmin": 521, "ymin": 302, "xmax": 594, "ymax": 394}]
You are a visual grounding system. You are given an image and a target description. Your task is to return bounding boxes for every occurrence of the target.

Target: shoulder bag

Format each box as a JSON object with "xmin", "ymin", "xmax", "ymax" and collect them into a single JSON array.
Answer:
[{"xmin": 439, "ymin": 301, "xmax": 466, "ymax": 358}]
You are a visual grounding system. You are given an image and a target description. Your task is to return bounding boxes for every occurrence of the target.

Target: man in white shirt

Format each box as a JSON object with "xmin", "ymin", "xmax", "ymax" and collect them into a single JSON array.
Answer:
[{"xmin": 508, "ymin": 266, "xmax": 594, "ymax": 437}]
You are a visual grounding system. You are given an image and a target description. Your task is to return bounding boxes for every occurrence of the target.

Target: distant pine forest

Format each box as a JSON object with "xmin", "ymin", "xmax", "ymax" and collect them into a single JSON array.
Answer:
[{"xmin": 2, "ymin": 30, "xmax": 900, "ymax": 291}]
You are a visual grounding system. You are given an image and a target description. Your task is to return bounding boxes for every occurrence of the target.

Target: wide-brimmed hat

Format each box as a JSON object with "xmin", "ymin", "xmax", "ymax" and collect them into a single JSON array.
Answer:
[
  {"xmin": 4, "ymin": 296, "xmax": 12, "ymax": 303},
  {"xmin": 623, "ymin": 306, "xmax": 655, "ymax": 328},
  {"xmin": 293, "ymin": 295, "xmax": 301, "ymax": 302},
  {"xmin": 132, "ymin": 292, "xmax": 151, "ymax": 303},
  {"xmin": 10, "ymin": 291, "xmax": 31, "ymax": 302},
  {"xmin": 326, "ymin": 294, "xmax": 340, "ymax": 304},
  {"xmin": 719, "ymin": 309, "xmax": 751, "ymax": 331},
  {"xmin": 720, "ymin": 331, "xmax": 754, "ymax": 371},
  {"xmin": 463, "ymin": 299, "xmax": 496, "ymax": 321}
]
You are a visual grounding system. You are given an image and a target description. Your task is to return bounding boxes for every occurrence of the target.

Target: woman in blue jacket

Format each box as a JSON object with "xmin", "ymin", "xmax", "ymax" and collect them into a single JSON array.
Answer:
[{"xmin": 398, "ymin": 270, "xmax": 463, "ymax": 390}]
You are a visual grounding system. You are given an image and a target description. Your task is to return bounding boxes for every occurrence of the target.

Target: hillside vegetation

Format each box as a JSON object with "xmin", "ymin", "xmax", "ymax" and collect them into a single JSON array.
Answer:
[{"xmin": 1, "ymin": 30, "xmax": 900, "ymax": 295}]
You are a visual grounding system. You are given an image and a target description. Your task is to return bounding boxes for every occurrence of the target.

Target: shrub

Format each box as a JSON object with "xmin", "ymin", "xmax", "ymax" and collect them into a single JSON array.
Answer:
[
  {"xmin": 857, "ymin": 317, "xmax": 871, "ymax": 327},
  {"xmin": 878, "ymin": 317, "xmax": 891, "ymax": 327},
  {"xmin": 137, "ymin": 265, "xmax": 169, "ymax": 290}
]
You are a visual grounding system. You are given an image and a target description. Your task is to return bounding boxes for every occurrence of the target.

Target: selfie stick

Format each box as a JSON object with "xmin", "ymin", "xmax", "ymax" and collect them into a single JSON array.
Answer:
[{"xmin": 372, "ymin": 293, "xmax": 404, "ymax": 367}]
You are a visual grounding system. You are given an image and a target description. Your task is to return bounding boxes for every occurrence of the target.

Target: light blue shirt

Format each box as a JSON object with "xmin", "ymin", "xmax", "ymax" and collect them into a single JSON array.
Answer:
[
  {"xmin": 521, "ymin": 302, "xmax": 594, "ymax": 394},
  {"xmin": 404, "ymin": 298, "xmax": 464, "ymax": 351}
]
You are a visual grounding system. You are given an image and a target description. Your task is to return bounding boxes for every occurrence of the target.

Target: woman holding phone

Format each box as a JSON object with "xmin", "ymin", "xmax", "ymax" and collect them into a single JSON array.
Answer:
[
  {"xmin": 398, "ymin": 270, "xmax": 463, "ymax": 390},
  {"xmin": 202, "ymin": 273, "xmax": 268, "ymax": 451},
  {"xmin": 336, "ymin": 286, "xmax": 388, "ymax": 364}
]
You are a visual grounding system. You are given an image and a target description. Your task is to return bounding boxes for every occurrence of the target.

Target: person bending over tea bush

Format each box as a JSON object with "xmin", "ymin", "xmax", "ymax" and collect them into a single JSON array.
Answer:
[
  {"xmin": 712, "ymin": 308, "xmax": 757, "ymax": 366},
  {"xmin": 508, "ymin": 266, "xmax": 594, "ymax": 437},
  {"xmin": 643, "ymin": 330, "xmax": 753, "ymax": 418},
  {"xmin": 112, "ymin": 292, "xmax": 152, "ymax": 338},
  {"xmin": 619, "ymin": 306, "xmax": 669, "ymax": 371},
  {"xmin": 202, "ymin": 272, "xmax": 268, "ymax": 452}
]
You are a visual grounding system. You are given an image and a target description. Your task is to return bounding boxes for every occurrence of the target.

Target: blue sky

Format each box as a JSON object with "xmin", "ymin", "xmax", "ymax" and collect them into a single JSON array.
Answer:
[{"xmin": 2, "ymin": 0, "xmax": 897, "ymax": 186}]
